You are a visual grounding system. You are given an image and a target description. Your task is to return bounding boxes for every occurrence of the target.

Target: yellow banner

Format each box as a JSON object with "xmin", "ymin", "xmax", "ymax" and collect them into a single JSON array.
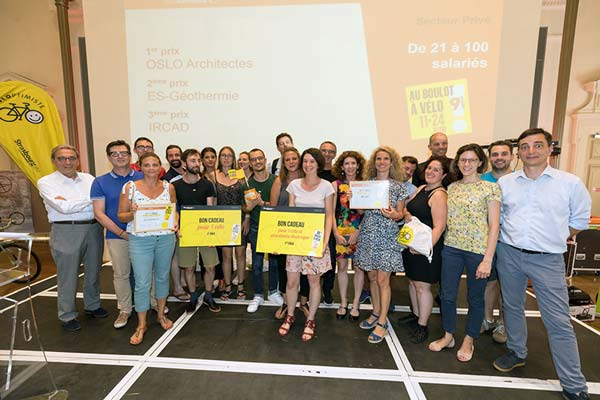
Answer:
[
  {"xmin": 179, "ymin": 205, "xmax": 242, "ymax": 247},
  {"xmin": 406, "ymin": 79, "xmax": 472, "ymax": 139},
  {"xmin": 0, "ymin": 81, "xmax": 66, "ymax": 187},
  {"xmin": 257, "ymin": 206, "xmax": 325, "ymax": 257}
]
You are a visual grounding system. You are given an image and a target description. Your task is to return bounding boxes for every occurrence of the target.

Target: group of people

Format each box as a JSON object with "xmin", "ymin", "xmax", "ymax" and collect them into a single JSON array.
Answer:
[{"xmin": 37, "ymin": 129, "xmax": 592, "ymax": 400}]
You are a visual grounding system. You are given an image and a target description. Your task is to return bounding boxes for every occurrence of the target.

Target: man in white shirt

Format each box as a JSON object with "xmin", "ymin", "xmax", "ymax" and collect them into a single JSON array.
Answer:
[{"xmin": 38, "ymin": 145, "xmax": 106, "ymax": 331}]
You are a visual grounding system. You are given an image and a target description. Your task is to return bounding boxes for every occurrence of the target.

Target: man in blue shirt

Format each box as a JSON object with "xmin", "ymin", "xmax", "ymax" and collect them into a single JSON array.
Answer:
[
  {"xmin": 493, "ymin": 129, "xmax": 591, "ymax": 400},
  {"xmin": 480, "ymin": 140, "xmax": 514, "ymax": 344},
  {"xmin": 91, "ymin": 140, "xmax": 143, "ymax": 329}
]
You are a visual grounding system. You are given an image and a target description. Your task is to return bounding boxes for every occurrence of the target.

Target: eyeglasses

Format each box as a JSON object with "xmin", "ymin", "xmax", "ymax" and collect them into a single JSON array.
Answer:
[
  {"xmin": 321, "ymin": 149, "xmax": 336, "ymax": 154},
  {"xmin": 458, "ymin": 158, "xmax": 479, "ymax": 164},
  {"xmin": 136, "ymin": 145, "xmax": 153, "ymax": 151},
  {"xmin": 250, "ymin": 156, "xmax": 265, "ymax": 162},
  {"xmin": 110, "ymin": 151, "xmax": 131, "ymax": 158},
  {"xmin": 56, "ymin": 156, "xmax": 77, "ymax": 162}
]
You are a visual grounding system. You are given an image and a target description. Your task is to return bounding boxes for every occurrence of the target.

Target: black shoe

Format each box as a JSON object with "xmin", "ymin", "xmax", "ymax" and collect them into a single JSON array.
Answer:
[
  {"xmin": 493, "ymin": 350, "xmax": 526, "ymax": 372},
  {"xmin": 410, "ymin": 324, "xmax": 429, "ymax": 344},
  {"xmin": 186, "ymin": 296, "xmax": 198, "ymax": 313},
  {"xmin": 397, "ymin": 313, "xmax": 418, "ymax": 325},
  {"xmin": 62, "ymin": 319, "xmax": 81, "ymax": 332},
  {"xmin": 562, "ymin": 390, "xmax": 590, "ymax": 400},
  {"xmin": 203, "ymin": 295, "xmax": 221, "ymax": 313},
  {"xmin": 322, "ymin": 290, "xmax": 334, "ymax": 305},
  {"xmin": 85, "ymin": 307, "xmax": 108, "ymax": 318}
]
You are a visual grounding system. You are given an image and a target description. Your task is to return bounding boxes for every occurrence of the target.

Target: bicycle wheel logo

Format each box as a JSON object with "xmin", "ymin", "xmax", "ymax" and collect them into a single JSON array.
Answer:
[{"xmin": 0, "ymin": 102, "xmax": 44, "ymax": 124}]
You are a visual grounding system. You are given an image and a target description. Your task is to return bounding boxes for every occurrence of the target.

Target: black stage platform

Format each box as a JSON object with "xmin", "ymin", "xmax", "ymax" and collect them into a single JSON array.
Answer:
[{"xmin": 1, "ymin": 265, "xmax": 598, "ymax": 399}]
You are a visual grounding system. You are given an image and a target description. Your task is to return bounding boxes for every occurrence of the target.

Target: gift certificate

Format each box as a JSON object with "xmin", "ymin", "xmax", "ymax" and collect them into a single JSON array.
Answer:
[
  {"xmin": 349, "ymin": 181, "xmax": 390, "ymax": 209},
  {"xmin": 133, "ymin": 203, "xmax": 176, "ymax": 233},
  {"xmin": 179, "ymin": 205, "xmax": 242, "ymax": 247}
]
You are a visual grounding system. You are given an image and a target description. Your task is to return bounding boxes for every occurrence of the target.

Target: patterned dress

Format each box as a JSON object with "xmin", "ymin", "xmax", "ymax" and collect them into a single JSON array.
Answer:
[
  {"xmin": 334, "ymin": 179, "xmax": 362, "ymax": 258},
  {"xmin": 354, "ymin": 179, "xmax": 408, "ymax": 272}
]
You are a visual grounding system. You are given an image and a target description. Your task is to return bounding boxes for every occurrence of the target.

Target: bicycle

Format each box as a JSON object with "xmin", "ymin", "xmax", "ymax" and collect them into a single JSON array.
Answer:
[
  {"xmin": 0, "ymin": 213, "xmax": 42, "ymax": 283},
  {"xmin": 0, "ymin": 102, "xmax": 44, "ymax": 124}
]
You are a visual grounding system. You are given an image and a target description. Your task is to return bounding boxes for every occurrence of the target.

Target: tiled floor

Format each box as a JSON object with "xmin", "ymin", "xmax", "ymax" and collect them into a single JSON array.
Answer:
[{"xmin": 1, "ymin": 266, "xmax": 599, "ymax": 400}]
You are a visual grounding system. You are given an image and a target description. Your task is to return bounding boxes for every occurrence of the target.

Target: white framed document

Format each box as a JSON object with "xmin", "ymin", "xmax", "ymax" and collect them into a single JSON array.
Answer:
[
  {"xmin": 349, "ymin": 181, "xmax": 390, "ymax": 209},
  {"xmin": 133, "ymin": 203, "xmax": 176, "ymax": 233}
]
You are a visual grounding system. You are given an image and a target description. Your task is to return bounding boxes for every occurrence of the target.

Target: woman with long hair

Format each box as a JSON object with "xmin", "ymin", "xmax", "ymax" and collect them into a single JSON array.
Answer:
[
  {"xmin": 278, "ymin": 148, "xmax": 335, "ymax": 341},
  {"xmin": 399, "ymin": 156, "xmax": 449, "ymax": 344},
  {"xmin": 215, "ymin": 146, "xmax": 248, "ymax": 300},
  {"xmin": 354, "ymin": 146, "xmax": 408, "ymax": 344},
  {"xmin": 118, "ymin": 152, "xmax": 177, "ymax": 345},
  {"xmin": 428, "ymin": 144, "xmax": 500, "ymax": 362},
  {"xmin": 331, "ymin": 150, "xmax": 366, "ymax": 321},
  {"xmin": 270, "ymin": 147, "xmax": 310, "ymax": 319},
  {"xmin": 237, "ymin": 151, "xmax": 253, "ymax": 181}
]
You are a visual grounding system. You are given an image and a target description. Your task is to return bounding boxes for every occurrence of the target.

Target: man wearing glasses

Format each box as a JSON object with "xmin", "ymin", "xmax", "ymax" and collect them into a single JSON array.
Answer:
[
  {"xmin": 131, "ymin": 137, "xmax": 166, "ymax": 178},
  {"xmin": 90, "ymin": 140, "xmax": 143, "ymax": 329},
  {"xmin": 38, "ymin": 145, "xmax": 106, "ymax": 331}
]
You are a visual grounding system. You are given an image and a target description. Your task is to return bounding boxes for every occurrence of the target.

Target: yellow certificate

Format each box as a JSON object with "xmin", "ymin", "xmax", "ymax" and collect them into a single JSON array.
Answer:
[
  {"xmin": 257, "ymin": 206, "xmax": 325, "ymax": 257},
  {"xmin": 133, "ymin": 203, "xmax": 175, "ymax": 233},
  {"xmin": 179, "ymin": 205, "xmax": 242, "ymax": 247},
  {"xmin": 227, "ymin": 169, "xmax": 246, "ymax": 179}
]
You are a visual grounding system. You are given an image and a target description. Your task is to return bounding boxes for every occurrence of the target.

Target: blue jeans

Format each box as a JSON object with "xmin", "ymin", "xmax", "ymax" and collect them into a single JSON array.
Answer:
[
  {"xmin": 497, "ymin": 242, "xmax": 587, "ymax": 393},
  {"xmin": 129, "ymin": 234, "xmax": 176, "ymax": 312},
  {"xmin": 440, "ymin": 245, "xmax": 487, "ymax": 338},
  {"xmin": 248, "ymin": 222, "xmax": 278, "ymax": 297}
]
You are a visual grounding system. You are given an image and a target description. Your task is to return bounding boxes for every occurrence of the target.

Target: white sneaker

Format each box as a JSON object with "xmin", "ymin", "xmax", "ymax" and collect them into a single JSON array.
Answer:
[
  {"xmin": 269, "ymin": 292, "xmax": 284, "ymax": 306},
  {"xmin": 480, "ymin": 319, "xmax": 496, "ymax": 333},
  {"xmin": 247, "ymin": 296, "xmax": 264, "ymax": 313},
  {"xmin": 113, "ymin": 312, "xmax": 130, "ymax": 329}
]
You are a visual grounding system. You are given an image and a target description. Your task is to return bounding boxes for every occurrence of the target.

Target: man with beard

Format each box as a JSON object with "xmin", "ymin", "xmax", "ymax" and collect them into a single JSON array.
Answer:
[
  {"xmin": 172, "ymin": 149, "xmax": 220, "ymax": 312},
  {"xmin": 162, "ymin": 145, "xmax": 185, "ymax": 182},
  {"xmin": 412, "ymin": 132, "xmax": 454, "ymax": 186},
  {"xmin": 245, "ymin": 148, "xmax": 280, "ymax": 312},
  {"xmin": 479, "ymin": 140, "xmax": 514, "ymax": 344},
  {"xmin": 131, "ymin": 137, "xmax": 166, "ymax": 178}
]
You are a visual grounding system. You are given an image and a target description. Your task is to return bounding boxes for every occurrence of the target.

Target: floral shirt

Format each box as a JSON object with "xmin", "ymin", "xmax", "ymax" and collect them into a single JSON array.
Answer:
[{"xmin": 444, "ymin": 180, "xmax": 501, "ymax": 255}]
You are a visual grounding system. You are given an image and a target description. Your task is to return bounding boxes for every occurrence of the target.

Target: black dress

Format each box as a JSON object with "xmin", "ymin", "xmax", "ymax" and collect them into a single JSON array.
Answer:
[{"xmin": 402, "ymin": 187, "xmax": 445, "ymax": 283}]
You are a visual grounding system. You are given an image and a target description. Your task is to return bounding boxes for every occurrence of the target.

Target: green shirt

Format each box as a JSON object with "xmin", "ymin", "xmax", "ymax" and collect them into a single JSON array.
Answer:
[{"xmin": 245, "ymin": 174, "xmax": 276, "ymax": 224}]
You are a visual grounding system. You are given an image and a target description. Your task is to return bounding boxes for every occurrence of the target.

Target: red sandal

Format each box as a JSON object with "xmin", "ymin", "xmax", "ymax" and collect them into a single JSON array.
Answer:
[
  {"xmin": 279, "ymin": 315, "xmax": 295, "ymax": 337},
  {"xmin": 302, "ymin": 319, "xmax": 316, "ymax": 342}
]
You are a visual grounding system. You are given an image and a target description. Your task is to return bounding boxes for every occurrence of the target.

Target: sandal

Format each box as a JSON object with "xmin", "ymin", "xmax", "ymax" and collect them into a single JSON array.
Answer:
[
  {"xmin": 359, "ymin": 313, "xmax": 379, "ymax": 330},
  {"xmin": 428, "ymin": 336, "xmax": 456, "ymax": 352},
  {"xmin": 457, "ymin": 342, "xmax": 474, "ymax": 362},
  {"xmin": 220, "ymin": 284, "xmax": 232, "ymax": 301},
  {"xmin": 157, "ymin": 317, "xmax": 173, "ymax": 331},
  {"xmin": 236, "ymin": 283, "xmax": 246, "ymax": 300},
  {"xmin": 300, "ymin": 302, "xmax": 310, "ymax": 318},
  {"xmin": 172, "ymin": 292, "xmax": 191, "ymax": 302},
  {"xmin": 274, "ymin": 303, "xmax": 288, "ymax": 320},
  {"xmin": 349, "ymin": 306, "xmax": 360, "ymax": 321},
  {"xmin": 302, "ymin": 319, "xmax": 316, "ymax": 342},
  {"xmin": 336, "ymin": 305, "xmax": 348, "ymax": 320},
  {"xmin": 129, "ymin": 326, "xmax": 148, "ymax": 346},
  {"xmin": 368, "ymin": 322, "xmax": 388, "ymax": 344},
  {"xmin": 279, "ymin": 314, "xmax": 295, "ymax": 336}
]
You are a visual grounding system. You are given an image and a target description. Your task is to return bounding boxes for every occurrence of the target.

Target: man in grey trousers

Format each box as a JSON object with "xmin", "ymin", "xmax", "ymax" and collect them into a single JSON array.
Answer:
[
  {"xmin": 493, "ymin": 129, "xmax": 591, "ymax": 400},
  {"xmin": 38, "ymin": 144, "xmax": 106, "ymax": 332}
]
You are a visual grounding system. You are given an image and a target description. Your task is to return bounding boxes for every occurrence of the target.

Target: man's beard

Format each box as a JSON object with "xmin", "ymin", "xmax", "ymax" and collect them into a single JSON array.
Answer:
[{"xmin": 170, "ymin": 159, "xmax": 182, "ymax": 168}]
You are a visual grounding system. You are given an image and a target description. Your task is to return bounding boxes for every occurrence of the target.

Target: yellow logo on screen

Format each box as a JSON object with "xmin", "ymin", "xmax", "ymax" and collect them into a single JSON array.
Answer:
[{"xmin": 406, "ymin": 79, "xmax": 472, "ymax": 140}]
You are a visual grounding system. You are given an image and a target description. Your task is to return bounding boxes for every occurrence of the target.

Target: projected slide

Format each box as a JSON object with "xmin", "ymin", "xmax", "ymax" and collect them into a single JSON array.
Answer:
[
  {"xmin": 125, "ymin": 4, "xmax": 378, "ymax": 157},
  {"xmin": 86, "ymin": 0, "xmax": 534, "ymax": 168}
]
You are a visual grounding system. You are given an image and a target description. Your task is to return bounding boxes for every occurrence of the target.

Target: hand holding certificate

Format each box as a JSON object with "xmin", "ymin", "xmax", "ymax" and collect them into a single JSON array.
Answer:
[
  {"xmin": 349, "ymin": 181, "xmax": 390, "ymax": 209},
  {"xmin": 133, "ymin": 203, "xmax": 176, "ymax": 233}
]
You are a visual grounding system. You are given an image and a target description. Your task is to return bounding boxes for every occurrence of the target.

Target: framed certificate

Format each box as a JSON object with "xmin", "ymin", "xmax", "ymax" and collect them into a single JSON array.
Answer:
[
  {"xmin": 257, "ymin": 206, "xmax": 325, "ymax": 257},
  {"xmin": 179, "ymin": 205, "xmax": 242, "ymax": 247},
  {"xmin": 133, "ymin": 203, "xmax": 176, "ymax": 233},
  {"xmin": 349, "ymin": 181, "xmax": 390, "ymax": 209}
]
